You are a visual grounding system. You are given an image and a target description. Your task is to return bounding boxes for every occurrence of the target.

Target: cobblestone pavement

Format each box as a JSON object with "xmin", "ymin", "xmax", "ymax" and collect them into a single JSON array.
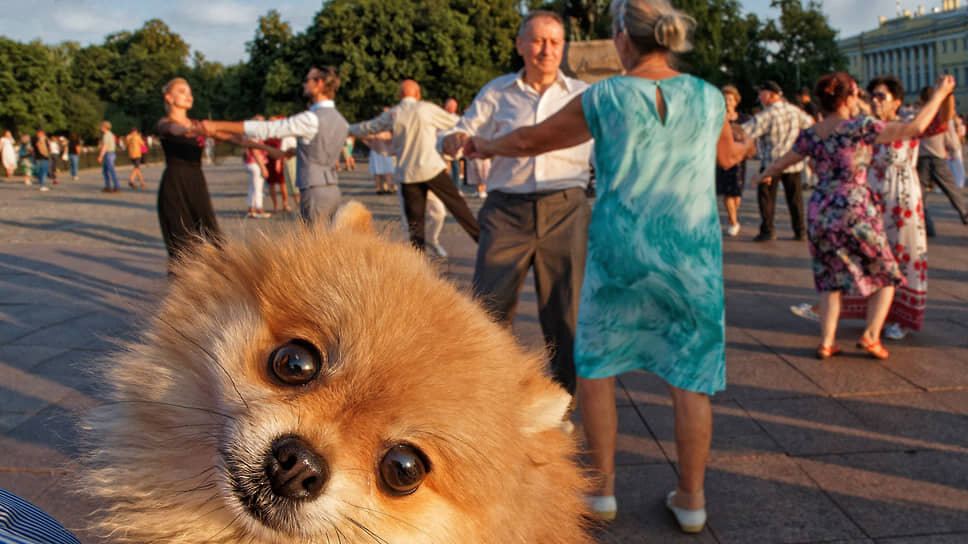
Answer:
[{"xmin": 1, "ymin": 160, "xmax": 967, "ymax": 543}]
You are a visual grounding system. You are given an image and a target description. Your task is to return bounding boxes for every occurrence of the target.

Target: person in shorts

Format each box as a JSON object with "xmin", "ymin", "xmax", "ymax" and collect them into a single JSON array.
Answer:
[{"xmin": 125, "ymin": 127, "xmax": 146, "ymax": 188}]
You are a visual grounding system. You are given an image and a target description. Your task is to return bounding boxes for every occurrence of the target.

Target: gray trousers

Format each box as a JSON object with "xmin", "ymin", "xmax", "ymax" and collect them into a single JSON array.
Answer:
[
  {"xmin": 472, "ymin": 187, "xmax": 591, "ymax": 395},
  {"xmin": 916, "ymin": 155, "xmax": 968, "ymax": 234},
  {"xmin": 300, "ymin": 185, "xmax": 341, "ymax": 224}
]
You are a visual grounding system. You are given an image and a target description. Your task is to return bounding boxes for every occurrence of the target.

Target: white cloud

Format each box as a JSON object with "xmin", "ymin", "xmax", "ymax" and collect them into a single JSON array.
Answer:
[{"xmin": 178, "ymin": 0, "xmax": 262, "ymax": 27}]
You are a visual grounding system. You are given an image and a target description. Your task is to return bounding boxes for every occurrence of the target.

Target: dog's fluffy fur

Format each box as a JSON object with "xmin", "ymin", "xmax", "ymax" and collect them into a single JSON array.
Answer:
[{"xmin": 78, "ymin": 202, "xmax": 593, "ymax": 543}]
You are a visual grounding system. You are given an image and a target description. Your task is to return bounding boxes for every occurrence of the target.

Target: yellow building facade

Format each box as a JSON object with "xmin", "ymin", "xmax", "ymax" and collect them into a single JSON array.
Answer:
[{"xmin": 839, "ymin": 0, "xmax": 968, "ymax": 107}]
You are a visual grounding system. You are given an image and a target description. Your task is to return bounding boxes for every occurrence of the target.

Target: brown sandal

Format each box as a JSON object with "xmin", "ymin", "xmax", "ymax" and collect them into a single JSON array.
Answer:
[
  {"xmin": 816, "ymin": 345, "xmax": 842, "ymax": 360},
  {"xmin": 857, "ymin": 337, "xmax": 889, "ymax": 359}
]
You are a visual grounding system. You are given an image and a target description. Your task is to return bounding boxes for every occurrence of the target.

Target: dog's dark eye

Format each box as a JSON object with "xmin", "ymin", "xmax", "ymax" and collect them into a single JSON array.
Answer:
[
  {"xmin": 379, "ymin": 444, "xmax": 429, "ymax": 496},
  {"xmin": 268, "ymin": 340, "xmax": 321, "ymax": 385}
]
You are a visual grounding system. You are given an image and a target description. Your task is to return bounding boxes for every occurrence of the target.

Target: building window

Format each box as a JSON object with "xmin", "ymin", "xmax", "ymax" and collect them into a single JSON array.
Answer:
[
  {"xmin": 954, "ymin": 39, "xmax": 959, "ymax": 52},
  {"xmin": 942, "ymin": 41, "xmax": 947, "ymax": 53},
  {"xmin": 964, "ymin": 37, "xmax": 968, "ymax": 50}
]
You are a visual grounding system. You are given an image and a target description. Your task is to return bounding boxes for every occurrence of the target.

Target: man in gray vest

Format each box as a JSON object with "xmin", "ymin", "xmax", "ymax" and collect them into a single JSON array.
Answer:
[{"xmin": 203, "ymin": 66, "xmax": 349, "ymax": 223}]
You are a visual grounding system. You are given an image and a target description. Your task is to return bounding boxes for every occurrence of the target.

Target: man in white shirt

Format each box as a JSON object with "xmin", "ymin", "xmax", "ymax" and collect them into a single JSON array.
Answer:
[
  {"xmin": 348, "ymin": 80, "xmax": 479, "ymax": 251},
  {"xmin": 440, "ymin": 10, "xmax": 593, "ymax": 395},
  {"xmin": 203, "ymin": 66, "xmax": 348, "ymax": 223}
]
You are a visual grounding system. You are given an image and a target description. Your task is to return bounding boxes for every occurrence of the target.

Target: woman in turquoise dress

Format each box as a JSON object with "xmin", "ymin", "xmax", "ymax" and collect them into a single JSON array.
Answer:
[{"xmin": 466, "ymin": 0, "xmax": 752, "ymax": 531}]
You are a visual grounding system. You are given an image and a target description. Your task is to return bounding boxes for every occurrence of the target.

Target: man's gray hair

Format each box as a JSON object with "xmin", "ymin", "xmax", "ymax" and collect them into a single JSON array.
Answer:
[{"xmin": 517, "ymin": 10, "xmax": 565, "ymax": 37}]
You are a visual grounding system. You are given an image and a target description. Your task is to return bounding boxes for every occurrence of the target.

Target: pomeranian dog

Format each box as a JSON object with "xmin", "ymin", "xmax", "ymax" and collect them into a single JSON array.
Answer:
[{"xmin": 78, "ymin": 202, "xmax": 594, "ymax": 543}]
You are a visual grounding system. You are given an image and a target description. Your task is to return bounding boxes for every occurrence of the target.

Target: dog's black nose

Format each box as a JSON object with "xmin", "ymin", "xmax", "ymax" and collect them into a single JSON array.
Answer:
[{"xmin": 266, "ymin": 436, "xmax": 328, "ymax": 501}]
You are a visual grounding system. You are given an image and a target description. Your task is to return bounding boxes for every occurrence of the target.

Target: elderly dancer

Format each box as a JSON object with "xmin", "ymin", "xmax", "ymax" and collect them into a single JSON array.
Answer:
[
  {"xmin": 837, "ymin": 76, "xmax": 954, "ymax": 340},
  {"xmin": 743, "ymin": 80, "xmax": 815, "ymax": 241},
  {"xmin": 204, "ymin": 66, "xmax": 348, "ymax": 223},
  {"xmin": 440, "ymin": 10, "xmax": 593, "ymax": 398},
  {"xmin": 465, "ymin": 0, "xmax": 752, "ymax": 530},
  {"xmin": 756, "ymin": 73, "xmax": 955, "ymax": 360},
  {"xmin": 349, "ymin": 79, "xmax": 479, "ymax": 251}
]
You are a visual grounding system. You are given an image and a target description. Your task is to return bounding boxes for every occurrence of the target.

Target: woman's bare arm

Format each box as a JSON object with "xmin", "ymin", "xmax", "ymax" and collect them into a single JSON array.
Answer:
[
  {"xmin": 717, "ymin": 119, "xmax": 754, "ymax": 169},
  {"xmin": 753, "ymin": 150, "xmax": 806, "ymax": 185},
  {"xmin": 876, "ymin": 75, "xmax": 955, "ymax": 144}
]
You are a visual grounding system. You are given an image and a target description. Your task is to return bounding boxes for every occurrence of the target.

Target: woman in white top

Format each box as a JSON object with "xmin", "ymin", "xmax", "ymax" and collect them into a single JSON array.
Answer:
[{"xmin": 1, "ymin": 130, "xmax": 16, "ymax": 177}]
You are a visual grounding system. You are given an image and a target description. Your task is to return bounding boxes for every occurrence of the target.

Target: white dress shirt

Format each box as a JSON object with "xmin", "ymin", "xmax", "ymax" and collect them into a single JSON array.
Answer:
[
  {"xmin": 349, "ymin": 97, "xmax": 458, "ymax": 183},
  {"xmin": 439, "ymin": 70, "xmax": 593, "ymax": 194},
  {"xmin": 243, "ymin": 100, "xmax": 335, "ymax": 143}
]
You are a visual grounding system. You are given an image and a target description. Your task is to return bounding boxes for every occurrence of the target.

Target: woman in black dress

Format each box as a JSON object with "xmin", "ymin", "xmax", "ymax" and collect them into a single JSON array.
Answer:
[
  {"xmin": 716, "ymin": 85, "xmax": 753, "ymax": 237},
  {"xmin": 157, "ymin": 77, "xmax": 283, "ymax": 264}
]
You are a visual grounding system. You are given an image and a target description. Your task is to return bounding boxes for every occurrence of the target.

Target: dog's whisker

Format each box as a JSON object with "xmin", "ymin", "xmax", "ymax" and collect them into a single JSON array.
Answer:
[
  {"xmin": 347, "ymin": 517, "xmax": 390, "ymax": 544},
  {"xmin": 102, "ymin": 399, "xmax": 237, "ymax": 420},
  {"xmin": 208, "ymin": 509, "xmax": 245, "ymax": 541},
  {"xmin": 340, "ymin": 501, "xmax": 428, "ymax": 535},
  {"xmin": 156, "ymin": 314, "xmax": 250, "ymax": 411}
]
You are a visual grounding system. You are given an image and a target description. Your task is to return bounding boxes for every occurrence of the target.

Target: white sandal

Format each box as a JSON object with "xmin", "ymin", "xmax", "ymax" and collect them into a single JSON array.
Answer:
[
  {"xmin": 584, "ymin": 494, "xmax": 617, "ymax": 521},
  {"xmin": 666, "ymin": 490, "xmax": 706, "ymax": 533}
]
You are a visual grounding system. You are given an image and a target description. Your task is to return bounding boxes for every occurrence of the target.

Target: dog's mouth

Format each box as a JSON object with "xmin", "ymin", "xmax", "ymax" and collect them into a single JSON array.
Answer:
[{"xmin": 222, "ymin": 435, "xmax": 329, "ymax": 533}]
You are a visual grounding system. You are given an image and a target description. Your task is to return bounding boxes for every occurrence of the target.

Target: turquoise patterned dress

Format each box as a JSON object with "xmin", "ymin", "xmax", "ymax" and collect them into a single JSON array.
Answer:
[{"xmin": 577, "ymin": 75, "xmax": 727, "ymax": 395}]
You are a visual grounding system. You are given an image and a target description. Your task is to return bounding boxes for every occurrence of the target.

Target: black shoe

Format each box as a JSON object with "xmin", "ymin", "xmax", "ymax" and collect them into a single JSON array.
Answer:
[
  {"xmin": 792, "ymin": 233, "xmax": 806, "ymax": 241},
  {"xmin": 753, "ymin": 232, "xmax": 777, "ymax": 242}
]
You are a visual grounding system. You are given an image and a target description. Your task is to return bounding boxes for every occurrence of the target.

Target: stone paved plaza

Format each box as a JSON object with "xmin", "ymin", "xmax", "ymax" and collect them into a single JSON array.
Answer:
[{"xmin": 1, "ymin": 159, "xmax": 967, "ymax": 543}]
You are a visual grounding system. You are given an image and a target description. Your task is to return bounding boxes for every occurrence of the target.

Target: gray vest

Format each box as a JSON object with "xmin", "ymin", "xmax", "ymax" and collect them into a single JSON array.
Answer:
[{"xmin": 296, "ymin": 107, "xmax": 349, "ymax": 190}]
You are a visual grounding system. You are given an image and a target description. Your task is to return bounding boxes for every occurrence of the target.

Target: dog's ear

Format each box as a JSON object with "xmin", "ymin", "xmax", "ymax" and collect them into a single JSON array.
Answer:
[
  {"xmin": 519, "ymin": 376, "xmax": 572, "ymax": 436},
  {"xmin": 332, "ymin": 200, "xmax": 373, "ymax": 234}
]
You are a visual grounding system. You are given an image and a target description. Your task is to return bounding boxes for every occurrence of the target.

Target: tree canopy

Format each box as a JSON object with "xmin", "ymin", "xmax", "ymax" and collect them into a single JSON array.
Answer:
[{"xmin": 0, "ymin": 0, "xmax": 846, "ymax": 139}]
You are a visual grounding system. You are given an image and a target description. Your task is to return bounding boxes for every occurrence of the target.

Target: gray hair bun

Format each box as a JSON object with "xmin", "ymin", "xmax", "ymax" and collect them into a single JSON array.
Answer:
[{"xmin": 654, "ymin": 12, "xmax": 695, "ymax": 53}]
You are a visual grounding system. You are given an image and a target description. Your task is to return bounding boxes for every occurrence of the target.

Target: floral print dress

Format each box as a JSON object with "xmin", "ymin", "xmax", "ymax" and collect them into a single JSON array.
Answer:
[
  {"xmin": 793, "ymin": 115, "xmax": 904, "ymax": 296},
  {"xmin": 840, "ymin": 111, "xmax": 941, "ymax": 330}
]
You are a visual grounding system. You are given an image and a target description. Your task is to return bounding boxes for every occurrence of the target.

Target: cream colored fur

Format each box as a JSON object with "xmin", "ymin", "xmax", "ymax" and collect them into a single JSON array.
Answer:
[{"xmin": 78, "ymin": 202, "xmax": 594, "ymax": 543}]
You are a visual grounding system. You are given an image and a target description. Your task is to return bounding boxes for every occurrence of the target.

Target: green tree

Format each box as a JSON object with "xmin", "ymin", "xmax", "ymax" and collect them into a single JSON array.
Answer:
[
  {"xmin": 239, "ymin": 10, "xmax": 295, "ymax": 115},
  {"xmin": 676, "ymin": 0, "xmax": 768, "ymax": 110},
  {"xmin": 101, "ymin": 19, "xmax": 190, "ymax": 132},
  {"xmin": 0, "ymin": 38, "xmax": 69, "ymax": 134},
  {"xmin": 297, "ymin": 0, "xmax": 521, "ymax": 121},
  {"xmin": 760, "ymin": 0, "xmax": 847, "ymax": 95}
]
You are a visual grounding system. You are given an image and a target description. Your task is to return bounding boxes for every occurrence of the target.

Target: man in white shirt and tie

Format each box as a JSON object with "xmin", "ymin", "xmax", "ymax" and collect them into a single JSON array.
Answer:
[{"xmin": 440, "ymin": 10, "xmax": 593, "ymax": 396}]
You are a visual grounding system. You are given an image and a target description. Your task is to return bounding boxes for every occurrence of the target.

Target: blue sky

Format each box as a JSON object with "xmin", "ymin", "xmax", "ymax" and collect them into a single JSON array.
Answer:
[{"xmin": 0, "ymin": 1, "xmax": 921, "ymax": 65}]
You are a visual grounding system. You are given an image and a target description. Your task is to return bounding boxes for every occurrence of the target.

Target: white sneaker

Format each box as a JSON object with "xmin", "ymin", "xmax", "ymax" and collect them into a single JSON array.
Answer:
[
  {"xmin": 727, "ymin": 223, "xmax": 740, "ymax": 237},
  {"xmin": 427, "ymin": 242, "xmax": 448, "ymax": 258},
  {"xmin": 24, "ymin": 180, "xmax": 32, "ymax": 185},
  {"xmin": 476, "ymin": 191, "xmax": 487, "ymax": 199},
  {"xmin": 585, "ymin": 494, "xmax": 617, "ymax": 521},
  {"xmin": 884, "ymin": 323, "xmax": 908, "ymax": 340},
  {"xmin": 790, "ymin": 302, "xmax": 820, "ymax": 322},
  {"xmin": 39, "ymin": 186, "xmax": 50, "ymax": 192},
  {"xmin": 256, "ymin": 211, "xmax": 272, "ymax": 219}
]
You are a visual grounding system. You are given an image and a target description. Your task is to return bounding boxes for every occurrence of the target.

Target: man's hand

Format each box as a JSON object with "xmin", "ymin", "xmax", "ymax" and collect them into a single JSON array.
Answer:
[
  {"xmin": 752, "ymin": 173, "xmax": 772, "ymax": 186},
  {"xmin": 441, "ymin": 132, "xmax": 468, "ymax": 157},
  {"xmin": 265, "ymin": 147, "xmax": 289, "ymax": 161},
  {"xmin": 463, "ymin": 136, "xmax": 493, "ymax": 159}
]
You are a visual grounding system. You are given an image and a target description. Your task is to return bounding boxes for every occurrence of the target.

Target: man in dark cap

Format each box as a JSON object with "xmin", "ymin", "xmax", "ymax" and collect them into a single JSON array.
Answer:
[{"xmin": 742, "ymin": 80, "xmax": 815, "ymax": 241}]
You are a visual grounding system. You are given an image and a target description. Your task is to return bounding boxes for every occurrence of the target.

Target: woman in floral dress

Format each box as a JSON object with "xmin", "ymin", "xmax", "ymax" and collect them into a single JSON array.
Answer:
[
  {"xmin": 839, "ymin": 76, "xmax": 953, "ymax": 340},
  {"xmin": 755, "ymin": 73, "xmax": 955, "ymax": 360}
]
